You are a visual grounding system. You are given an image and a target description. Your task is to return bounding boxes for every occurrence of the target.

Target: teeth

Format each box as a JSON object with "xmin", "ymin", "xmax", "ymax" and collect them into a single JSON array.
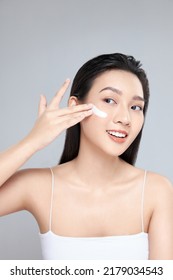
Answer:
[{"xmin": 107, "ymin": 131, "xmax": 126, "ymax": 138}]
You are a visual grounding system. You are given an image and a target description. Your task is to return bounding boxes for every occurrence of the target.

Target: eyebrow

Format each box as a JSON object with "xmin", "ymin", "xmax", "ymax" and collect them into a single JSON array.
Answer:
[{"xmin": 99, "ymin": 86, "xmax": 145, "ymax": 102}]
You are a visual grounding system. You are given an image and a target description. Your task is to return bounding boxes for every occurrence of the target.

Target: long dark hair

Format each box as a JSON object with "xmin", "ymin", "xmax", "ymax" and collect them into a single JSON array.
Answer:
[{"xmin": 59, "ymin": 53, "xmax": 150, "ymax": 165}]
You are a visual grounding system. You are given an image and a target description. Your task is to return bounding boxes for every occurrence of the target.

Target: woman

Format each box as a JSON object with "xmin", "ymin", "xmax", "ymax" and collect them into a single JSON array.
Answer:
[{"xmin": 0, "ymin": 53, "xmax": 173, "ymax": 260}]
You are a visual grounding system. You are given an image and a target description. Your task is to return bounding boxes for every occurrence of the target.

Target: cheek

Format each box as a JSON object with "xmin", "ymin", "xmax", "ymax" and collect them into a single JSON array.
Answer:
[
  {"xmin": 80, "ymin": 114, "xmax": 106, "ymax": 135},
  {"xmin": 133, "ymin": 115, "xmax": 144, "ymax": 135}
]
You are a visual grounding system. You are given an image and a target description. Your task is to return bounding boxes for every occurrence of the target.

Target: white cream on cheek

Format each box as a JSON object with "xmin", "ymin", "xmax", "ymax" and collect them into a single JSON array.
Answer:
[{"xmin": 92, "ymin": 105, "xmax": 107, "ymax": 118}]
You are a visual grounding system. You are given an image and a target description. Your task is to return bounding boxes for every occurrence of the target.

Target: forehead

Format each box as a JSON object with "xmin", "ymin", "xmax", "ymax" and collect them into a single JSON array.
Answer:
[{"xmin": 90, "ymin": 70, "xmax": 144, "ymax": 98}]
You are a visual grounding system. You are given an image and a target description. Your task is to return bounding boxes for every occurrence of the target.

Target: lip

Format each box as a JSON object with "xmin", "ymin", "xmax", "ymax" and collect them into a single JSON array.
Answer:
[{"xmin": 106, "ymin": 129, "xmax": 128, "ymax": 144}]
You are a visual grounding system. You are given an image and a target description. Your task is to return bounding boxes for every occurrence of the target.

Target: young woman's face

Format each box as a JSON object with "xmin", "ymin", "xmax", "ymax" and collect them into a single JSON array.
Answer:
[{"xmin": 80, "ymin": 70, "xmax": 145, "ymax": 157}]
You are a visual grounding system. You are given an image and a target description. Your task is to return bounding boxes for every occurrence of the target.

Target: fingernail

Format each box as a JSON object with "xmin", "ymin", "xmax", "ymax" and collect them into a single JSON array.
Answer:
[{"xmin": 65, "ymin": 78, "xmax": 70, "ymax": 83}]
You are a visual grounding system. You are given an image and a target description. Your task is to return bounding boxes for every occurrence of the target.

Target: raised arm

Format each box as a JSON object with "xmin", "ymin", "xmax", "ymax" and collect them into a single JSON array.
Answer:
[
  {"xmin": 0, "ymin": 79, "xmax": 93, "ymax": 216},
  {"xmin": 0, "ymin": 79, "xmax": 93, "ymax": 187}
]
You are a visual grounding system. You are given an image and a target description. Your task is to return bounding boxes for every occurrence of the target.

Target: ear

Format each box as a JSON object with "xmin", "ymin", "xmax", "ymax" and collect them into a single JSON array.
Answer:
[{"xmin": 68, "ymin": 96, "xmax": 79, "ymax": 107}]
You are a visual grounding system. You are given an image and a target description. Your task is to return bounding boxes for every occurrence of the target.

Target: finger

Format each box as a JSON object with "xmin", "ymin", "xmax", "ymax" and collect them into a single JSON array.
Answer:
[
  {"xmin": 56, "ymin": 109, "xmax": 93, "ymax": 129},
  {"xmin": 38, "ymin": 95, "xmax": 47, "ymax": 117},
  {"xmin": 48, "ymin": 79, "xmax": 70, "ymax": 110},
  {"xmin": 56, "ymin": 103, "xmax": 93, "ymax": 117},
  {"xmin": 65, "ymin": 110, "xmax": 93, "ymax": 128}
]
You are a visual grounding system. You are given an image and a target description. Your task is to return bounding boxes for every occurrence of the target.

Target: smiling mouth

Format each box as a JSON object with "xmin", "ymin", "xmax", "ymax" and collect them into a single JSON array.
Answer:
[
  {"xmin": 106, "ymin": 130, "xmax": 128, "ymax": 143},
  {"xmin": 106, "ymin": 130, "xmax": 128, "ymax": 138}
]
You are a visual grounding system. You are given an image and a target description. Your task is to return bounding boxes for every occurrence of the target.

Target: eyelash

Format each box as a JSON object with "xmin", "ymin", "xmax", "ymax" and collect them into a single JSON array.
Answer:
[
  {"xmin": 104, "ymin": 98, "xmax": 116, "ymax": 104},
  {"xmin": 131, "ymin": 105, "xmax": 143, "ymax": 111},
  {"xmin": 104, "ymin": 98, "xmax": 143, "ymax": 111}
]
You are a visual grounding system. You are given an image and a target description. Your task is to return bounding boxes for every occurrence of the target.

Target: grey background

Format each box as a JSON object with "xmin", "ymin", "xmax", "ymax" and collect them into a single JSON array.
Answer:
[{"xmin": 0, "ymin": 0, "xmax": 172, "ymax": 259}]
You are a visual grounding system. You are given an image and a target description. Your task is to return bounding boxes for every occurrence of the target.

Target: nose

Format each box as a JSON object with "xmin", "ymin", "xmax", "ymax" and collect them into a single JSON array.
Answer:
[{"xmin": 112, "ymin": 106, "xmax": 131, "ymax": 126}]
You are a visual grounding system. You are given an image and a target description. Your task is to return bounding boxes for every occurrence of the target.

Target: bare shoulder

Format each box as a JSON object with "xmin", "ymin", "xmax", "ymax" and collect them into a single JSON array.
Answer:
[
  {"xmin": 146, "ymin": 171, "xmax": 173, "ymax": 206},
  {"xmin": 19, "ymin": 168, "xmax": 53, "ymax": 216},
  {"xmin": 7, "ymin": 167, "xmax": 51, "ymax": 190},
  {"xmin": 9, "ymin": 167, "xmax": 53, "ymax": 209},
  {"xmin": 51, "ymin": 161, "xmax": 77, "ymax": 183},
  {"xmin": 0, "ymin": 167, "xmax": 52, "ymax": 218},
  {"xmin": 146, "ymin": 172, "xmax": 173, "ymax": 259},
  {"xmin": 147, "ymin": 171, "xmax": 173, "ymax": 192},
  {"xmin": 17, "ymin": 167, "xmax": 52, "ymax": 196}
]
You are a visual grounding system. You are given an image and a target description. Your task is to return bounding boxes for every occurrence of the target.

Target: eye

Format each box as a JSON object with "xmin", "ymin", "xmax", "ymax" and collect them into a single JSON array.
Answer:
[
  {"xmin": 104, "ymin": 98, "xmax": 116, "ymax": 104},
  {"xmin": 131, "ymin": 105, "xmax": 143, "ymax": 111}
]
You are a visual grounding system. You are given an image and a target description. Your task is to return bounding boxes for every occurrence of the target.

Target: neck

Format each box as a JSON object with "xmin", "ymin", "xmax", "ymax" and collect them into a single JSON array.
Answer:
[{"xmin": 72, "ymin": 139, "xmax": 125, "ymax": 189}]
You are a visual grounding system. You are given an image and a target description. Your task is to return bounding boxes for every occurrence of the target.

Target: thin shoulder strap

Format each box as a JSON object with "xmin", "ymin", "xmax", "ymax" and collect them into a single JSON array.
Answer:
[
  {"xmin": 141, "ymin": 170, "xmax": 147, "ymax": 232},
  {"xmin": 49, "ymin": 168, "xmax": 55, "ymax": 231}
]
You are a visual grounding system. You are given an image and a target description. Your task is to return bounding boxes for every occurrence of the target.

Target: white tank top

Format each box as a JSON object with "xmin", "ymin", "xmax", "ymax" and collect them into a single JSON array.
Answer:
[{"xmin": 39, "ymin": 169, "xmax": 149, "ymax": 260}]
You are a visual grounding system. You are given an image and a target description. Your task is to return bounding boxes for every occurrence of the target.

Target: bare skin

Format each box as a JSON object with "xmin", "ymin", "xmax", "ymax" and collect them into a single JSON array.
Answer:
[{"xmin": 0, "ymin": 72, "xmax": 173, "ymax": 260}]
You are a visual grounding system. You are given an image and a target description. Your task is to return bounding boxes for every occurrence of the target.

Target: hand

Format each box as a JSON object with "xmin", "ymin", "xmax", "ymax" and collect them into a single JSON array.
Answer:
[{"xmin": 26, "ymin": 79, "xmax": 93, "ymax": 151}]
